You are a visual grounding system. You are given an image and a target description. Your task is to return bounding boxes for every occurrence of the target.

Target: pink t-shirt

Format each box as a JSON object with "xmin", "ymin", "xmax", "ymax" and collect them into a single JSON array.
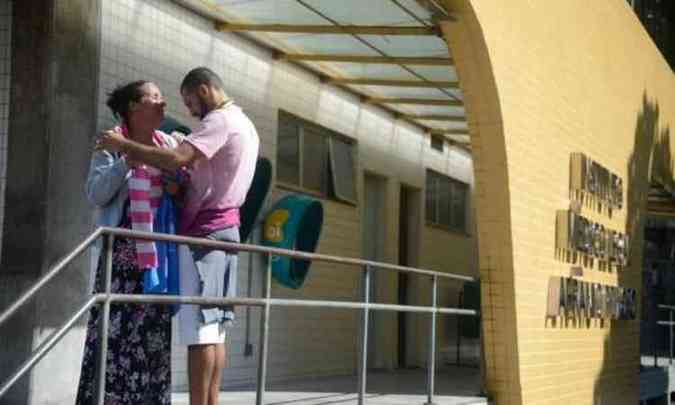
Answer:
[{"xmin": 181, "ymin": 103, "xmax": 260, "ymax": 236}]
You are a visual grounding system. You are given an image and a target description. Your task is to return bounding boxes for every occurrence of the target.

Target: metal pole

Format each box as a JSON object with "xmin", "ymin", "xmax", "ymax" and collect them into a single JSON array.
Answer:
[
  {"xmin": 256, "ymin": 253, "xmax": 272, "ymax": 405},
  {"xmin": 656, "ymin": 313, "xmax": 659, "ymax": 368},
  {"xmin": 456, "ymin": 291, "xmax": 462, "ymax": 366},
  {"xmin": 670, "ymin": 310, "xmax": 673, "ymax": 365},
  {"xmin": 96, "ymin": 235, "xmax": 114, "ymax": 405},
  {"xmin": 358, "ymin": 265, "xmax": 371, "ymax": 405},
  {"xmin": 101, "ymin": 227, "xmax": 475, "ymax": 283},
  {"xmin": 670, "ymin": 313, "xmax": 674, "ymax": 405},
  {"xmin": 244, "ymin": 245, "xmax": 255, "ymax": 357},
  {"xmin": 86, "ymin": 293, "xmax": 477, "ymax": 315},
  {"xmin": 425, "ymin": 276, "xmax": 438, "ymax": 405}
]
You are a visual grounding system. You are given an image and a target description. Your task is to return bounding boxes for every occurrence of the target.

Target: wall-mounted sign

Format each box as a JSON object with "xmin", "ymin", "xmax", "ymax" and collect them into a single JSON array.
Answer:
[
  {"xmin": 547, "ymin": 276, "xmax": 637, "ymax": 320},
  {"xmin": 570, "ymin": 153, "xmax": 623, "ymax": 209},
  {"xmin": 556, "ymin": 210, "xmax": 629, "ymax": 266}
]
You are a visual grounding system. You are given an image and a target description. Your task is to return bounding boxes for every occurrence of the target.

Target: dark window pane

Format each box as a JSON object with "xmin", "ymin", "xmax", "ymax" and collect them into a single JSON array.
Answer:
[
  {"xmin": 438, "ymin": 176, "xmax": 452, "ymax": 227},
  {"xmin": 451, "ymin": 181, "xmax": 467, "ymax": 232},
  {"xmin": 425, "ymin": 172, "xmax": 437, "ymax": 223},
  {"xmin": 430, "ymin": 134, "xmax": 444, "ymax": 152},
  {"xmin": 329, "ymin": 137, "xmax": 357, "ymax": 202},
  {"xmin": 426, "ymin": 170, "xmax": 469, "ymax": 231},
  {"xmin": 302, "ymin": 126, "xmax": 328, "ymax": 194},
  {"xmin": 277, "ymin": 114, "xmax": 300, "ymax": 185}
]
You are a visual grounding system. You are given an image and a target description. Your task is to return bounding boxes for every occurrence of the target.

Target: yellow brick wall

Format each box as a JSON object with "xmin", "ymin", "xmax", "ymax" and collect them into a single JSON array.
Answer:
[
  {"xmin": 261, "ymin": 115, "xmax": 477, "ymax": 380},
  {"xmin": 266, "ymin": 190, "xmax": 362, "ymax": 379},
  {"xmin": 440, "ymin": 1, "xmax": 675, "ymax": 404}
]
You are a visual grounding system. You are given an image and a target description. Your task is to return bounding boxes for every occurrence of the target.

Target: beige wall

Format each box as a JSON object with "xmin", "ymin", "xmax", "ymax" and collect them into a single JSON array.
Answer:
[
  {"xmin": 441, "ymin": 1, "xmax": 675, "ymax": 404},
  {"xmin": 416, "ymin": 226, "xmax": 477, "ymax": 365}
]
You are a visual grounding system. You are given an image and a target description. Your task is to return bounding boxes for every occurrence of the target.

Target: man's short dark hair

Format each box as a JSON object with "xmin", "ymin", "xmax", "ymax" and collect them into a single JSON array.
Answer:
[{"xmin": 180, "ymin": 67, "xmax": 225, "ymax": 93}]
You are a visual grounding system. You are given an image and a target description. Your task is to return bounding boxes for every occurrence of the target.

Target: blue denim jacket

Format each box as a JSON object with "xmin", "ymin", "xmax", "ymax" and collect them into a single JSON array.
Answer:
[
  {"xmin": 85, "ymin": 133, "xmax": 178, "ymax": 291},
  {"xmin": 86, "ymin": 149, "xmax": 131, "ymax": 291}
]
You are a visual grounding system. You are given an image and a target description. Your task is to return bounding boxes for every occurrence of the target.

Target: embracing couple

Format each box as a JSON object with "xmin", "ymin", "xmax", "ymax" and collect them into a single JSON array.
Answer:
[{"xmin": 77, "ymin": 67, "xmax": 259, "ymax": 405}]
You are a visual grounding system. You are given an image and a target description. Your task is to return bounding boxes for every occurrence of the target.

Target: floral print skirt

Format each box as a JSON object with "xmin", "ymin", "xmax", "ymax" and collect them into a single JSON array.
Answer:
[{"xmin": 75, "ymin": 231, "xmax": 171, "ymax": 405}]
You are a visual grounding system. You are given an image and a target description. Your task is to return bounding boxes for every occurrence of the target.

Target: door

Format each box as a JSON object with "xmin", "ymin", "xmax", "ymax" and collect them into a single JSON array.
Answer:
[
  {"xmin": 363, "ymin": 174, "xmax": 386, "ymax": 369},
  {"xmin": 398, "ymin": 185, "xmax": 421, "ymax": 368}
]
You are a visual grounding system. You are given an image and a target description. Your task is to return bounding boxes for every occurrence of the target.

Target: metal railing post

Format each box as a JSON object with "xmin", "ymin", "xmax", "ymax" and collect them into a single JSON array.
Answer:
[
  {"xmin": 670, "ymin": 309, "xmax": 673, "ymax": 366},
  {"xmin": 670, "ymin": 311, "xmax": 674, "ymax": 405},
  {"xmin": 96, "ymin": 234, "xmax": 114, "ymax": 405},
  {"xmin": 358, "ymin": 265, "xmax": 371, "ymax": 405},
  {"xmin": 425, "ymin": 276, "xmax": 438, "ymax": 405},
  {"xmin": 655, "ymin": 312, "xmax": 659, "ymax": 368},
  {"xmin": 256, "ymin": 253, "xmax": 272, "ymax": 405},
  {"xmin": 456, "ymin": 291, "xmax": 462, "ymax": 366}
]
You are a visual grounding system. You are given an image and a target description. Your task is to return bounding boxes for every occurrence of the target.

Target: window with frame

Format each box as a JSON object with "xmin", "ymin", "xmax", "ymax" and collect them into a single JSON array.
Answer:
[
  {"xmin": 425, "ymin": 170, "xmax": 468, "ymax": 232},
  {"xmin": 430, "ymin": 133, "xmax": 445, "ymax": 152},
  {"xmin": 277, "ymin": 110, "xmax": 357, "ymax": 204}
]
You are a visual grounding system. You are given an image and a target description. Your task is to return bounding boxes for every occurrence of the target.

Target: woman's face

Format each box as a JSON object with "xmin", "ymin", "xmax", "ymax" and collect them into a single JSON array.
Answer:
[{"xmin": 128, "ymin": 82, "xmax": 166, "ymax": 130}]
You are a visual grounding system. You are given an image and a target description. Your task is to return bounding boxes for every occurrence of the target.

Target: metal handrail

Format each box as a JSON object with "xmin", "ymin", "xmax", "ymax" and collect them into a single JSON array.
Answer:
[
  {"xmin": 105, "ymin": 294, "xmax": 476, "ymax": 315},
  {"xmin": 0, "ymin": 296, "xmax": 100, "ymax": 398},
  {"xmin": 0, "ymin": 228, "xmax": 103, "ymax": 328},
  {"xmin": 102, "ymin": 227, "xmax": 476, "ymax": 282},
  {"xmin": 0, "ymin": 226, "xmax": 480, "ymax": 405}
]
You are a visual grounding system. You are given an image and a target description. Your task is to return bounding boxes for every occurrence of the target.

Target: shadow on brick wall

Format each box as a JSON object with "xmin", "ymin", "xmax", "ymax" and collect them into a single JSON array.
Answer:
[{"xmin": 593, "ymin": 93, "xmax": 672, "ymax": 404}]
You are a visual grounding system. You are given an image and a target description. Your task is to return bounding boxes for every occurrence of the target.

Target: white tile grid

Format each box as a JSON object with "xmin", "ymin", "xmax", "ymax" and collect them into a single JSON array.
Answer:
[
  {"xmin": 0, "ymin": 0, "xmax": 11, "ymax": 258},
  {"xmin": 99, "ymin": 0, "xmax": 474, "ymax": 390}
]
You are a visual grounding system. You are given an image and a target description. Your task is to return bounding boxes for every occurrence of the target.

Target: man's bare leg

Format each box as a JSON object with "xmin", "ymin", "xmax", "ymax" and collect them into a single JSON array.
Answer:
[
  {"xmin": 208, "ymin": 343, "xmax": 226, "ymax": 405},
  {"xmin": 188, "ymin": 344, "xmax": 215, "ymax": 405}
]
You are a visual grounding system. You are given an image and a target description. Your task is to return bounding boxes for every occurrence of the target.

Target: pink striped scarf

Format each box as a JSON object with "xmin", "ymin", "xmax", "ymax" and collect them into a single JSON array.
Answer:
[{"xmin": 121, "ymin": 126, "xmax": 166, "ymax": 269}]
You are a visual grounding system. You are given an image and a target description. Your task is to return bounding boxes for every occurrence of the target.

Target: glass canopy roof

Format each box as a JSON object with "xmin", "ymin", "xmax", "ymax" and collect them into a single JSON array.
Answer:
[{"xmin": 176, "ymin": 0, "xmax": 468, "ymax": 144}]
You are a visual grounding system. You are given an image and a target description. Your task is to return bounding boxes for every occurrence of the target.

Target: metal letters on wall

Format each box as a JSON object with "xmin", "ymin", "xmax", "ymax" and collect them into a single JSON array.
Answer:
[
  {"xmin": 547, "ymin": 155, "xmax": 633, "ymax": 321},
  {"xmin": 547, "ymin": 276, "xmax": 637, "ymax": 320},
  {"xmin": 570, "ymin": 153, "xmax": 623, "ymax": 209},
  {"xmin": 556, "ymin": 210, "xmax": 629, "ymax": 266}
]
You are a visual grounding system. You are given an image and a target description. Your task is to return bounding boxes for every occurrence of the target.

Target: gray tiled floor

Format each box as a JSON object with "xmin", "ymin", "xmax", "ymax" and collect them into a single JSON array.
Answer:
[{"xmin": 172, "ymin": 367, "xmax": 486, "ymax": 404}]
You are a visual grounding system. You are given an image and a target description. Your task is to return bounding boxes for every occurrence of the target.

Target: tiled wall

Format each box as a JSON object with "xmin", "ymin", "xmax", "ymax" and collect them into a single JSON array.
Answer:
[
  {"xmin": 0, "ymin": 0, "xmax": 11, "ymax": 259},
  {"xmin": 98, "ymin": 0, "xmax": 476, "ymax": 390}
]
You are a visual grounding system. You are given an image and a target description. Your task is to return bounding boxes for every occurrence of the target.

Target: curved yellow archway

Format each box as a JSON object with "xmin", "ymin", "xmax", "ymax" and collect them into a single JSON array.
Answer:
[{"xmin": 439, "ymin": 1, "xmax": 675, "ymax": 404}]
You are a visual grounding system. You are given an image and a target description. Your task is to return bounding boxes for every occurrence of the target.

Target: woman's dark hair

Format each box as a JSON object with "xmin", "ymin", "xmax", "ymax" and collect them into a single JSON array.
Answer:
[{"xmin": 106, "ymin": 80, "xmax": 149, "ymax": 122}]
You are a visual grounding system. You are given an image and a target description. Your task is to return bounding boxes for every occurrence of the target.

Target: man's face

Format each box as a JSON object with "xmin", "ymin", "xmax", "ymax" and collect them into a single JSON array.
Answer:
[{"xmin": 181, "ymin": 87, "xmax": 209, "ymax": 120}]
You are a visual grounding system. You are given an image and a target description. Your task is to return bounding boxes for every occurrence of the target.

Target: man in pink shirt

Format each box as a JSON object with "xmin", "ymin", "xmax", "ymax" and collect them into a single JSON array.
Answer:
[{"xmin": 97, "ymin": 67, "xmax": 260, "ymax": 405}]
